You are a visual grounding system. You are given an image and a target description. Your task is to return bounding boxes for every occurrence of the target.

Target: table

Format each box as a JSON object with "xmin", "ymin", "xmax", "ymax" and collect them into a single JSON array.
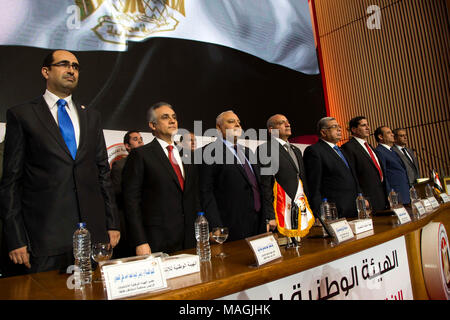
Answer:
[{"xmin": 1, "ymin": 203, "xmax": 449, "ymax": 300}]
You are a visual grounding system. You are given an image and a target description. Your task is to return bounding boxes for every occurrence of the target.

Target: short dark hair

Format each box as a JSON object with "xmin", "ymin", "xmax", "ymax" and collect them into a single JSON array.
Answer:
[
  {"xmin": 123, "ymin": 130, "xmax": 140, "ymax": 145},
  {"xmin": 392, "ymin": 128, "xmax": 405, "ymax": 137},
  {"xmin": 42, "ymin": 51, "xmax": 56, "ymax": 69},
  {"xmin": 374, "ymin": 126, "xmax": 387, "ymax": 143},
  {"xmin": 348, "ymin": 116, "xmax": 366, "ymax": 131}
]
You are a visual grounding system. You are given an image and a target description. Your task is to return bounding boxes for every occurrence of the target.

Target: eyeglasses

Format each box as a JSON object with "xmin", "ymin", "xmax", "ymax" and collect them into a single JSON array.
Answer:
[
  {"xmin": 324, "ymin": 125, "xmax": 342, "ymax": 130},
  {"xmin": 49, "ymin": 61, "xmax": 80, "ymax": 71}
]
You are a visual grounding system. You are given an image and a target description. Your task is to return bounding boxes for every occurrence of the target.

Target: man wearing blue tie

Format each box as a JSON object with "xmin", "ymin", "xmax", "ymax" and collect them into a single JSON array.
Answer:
[
  {"xmin": 0, "ymin": 50, "xmax": 120, "ymax": 275},
  {"xmin": 303, "ymin": 117, "xmax": 360, "ymax": 219},
  {"xmin": 374, "ymin": 126, "xmax": 411, "ymax": 205}
]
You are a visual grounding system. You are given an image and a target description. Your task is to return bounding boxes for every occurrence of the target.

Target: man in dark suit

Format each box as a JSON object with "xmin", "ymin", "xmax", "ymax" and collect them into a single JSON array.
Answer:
[
  {"xmin": 303, "ymin": 117, "xmax": 360, "ymax": 219},
  {"xmin": 122, "ymin": 102, "xmax": 199, "ymax": 255},
  {"xmin": 341, "ymin": 116, "xmax": 388, "ymax": 212},
  {"xmin": 0, "ymin": 50, "xmax": 120, "ymax": 275},
  {"xmin": 258, "ymin": 114, "xmax": 309, "ymax": 231},
  {"xmin": 374, "ymin": 126, "xmax": 411, "ymax": 204},
  {"xmin": 200, "ymin": 110, "xmax": 266, "ymax": 242},
  {"xmin": 393, "ymin": 128, "xmax": 420, "ymax": 186},
  {"xmin": 110, "ymin": 130, "xmax": 143, "ymax": 258}
]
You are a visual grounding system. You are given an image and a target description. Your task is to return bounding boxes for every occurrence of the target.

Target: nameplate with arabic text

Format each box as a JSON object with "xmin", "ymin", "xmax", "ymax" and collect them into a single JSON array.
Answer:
[
  {"xmin": 393, "ymin": 207, "xmax": 411, "ymax": 224},
  {"xmin": 102, "ymin": 256, "xmax": 167, "ymax": 300},
  {"xmin": 413, "ymin": 201, "xmax": 426, "ymax": 216},
  {"xmin": 329, "ymin": 219, "xmax": 355, "ymax": 243},
  {"xmin": 162, "ymin": 254, "xmax": 200, "ymax": 279},
  {"xmin": 348, "ymin": 219, "xmax": 373, "ymax": 235},
  {"xmin": 440, "ymin": 193, "xmax": 450, "ymax": 203},
  {"xmin": 427, "ymin": 197, "xmax": 440, "ymax": 209},
  {"xmin": 422, "ymin": 199, "xmax": 433, "ymax": 212},
  {"xmin": 246, "ymin": 233, "xmax": 282, "ymax": 267}
]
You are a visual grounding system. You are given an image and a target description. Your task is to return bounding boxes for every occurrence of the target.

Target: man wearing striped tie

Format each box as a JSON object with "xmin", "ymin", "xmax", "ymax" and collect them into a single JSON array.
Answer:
[
  {"xmin": 303, "ymin": 117, "xmax": 360, "ymax": 219},
  {"xmin": 0, "ymin": 50, "xmax": 120, "ymax": 275},
  {"xmin": 342, "ymin": 116, "xmax": 389, "ymax": 212}
]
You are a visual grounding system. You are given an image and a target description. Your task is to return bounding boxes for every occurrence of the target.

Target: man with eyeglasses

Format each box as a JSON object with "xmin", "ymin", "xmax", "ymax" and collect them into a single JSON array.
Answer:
[
  {"xmin": 303, "ymin": 117, "xmax": 360, "ymax": 219},
  {"xmin": 0, "ymin": 50, "xmax": 120, "ymax": 275},
  {"xmin": 392, "ymin": 128, "xmax": 420, "ymax": 186}
]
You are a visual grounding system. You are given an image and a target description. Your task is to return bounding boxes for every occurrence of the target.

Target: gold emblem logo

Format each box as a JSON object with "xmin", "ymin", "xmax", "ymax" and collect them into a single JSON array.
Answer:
[{"xmin": 75, "ymin": 0, "xmax": 185, "ymax": 45}]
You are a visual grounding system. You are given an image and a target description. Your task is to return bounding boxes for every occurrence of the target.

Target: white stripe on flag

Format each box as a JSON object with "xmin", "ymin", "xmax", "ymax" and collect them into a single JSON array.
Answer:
[{"xmin": 0, "ymin": 0, "xmax": 319, "ymax": 74}]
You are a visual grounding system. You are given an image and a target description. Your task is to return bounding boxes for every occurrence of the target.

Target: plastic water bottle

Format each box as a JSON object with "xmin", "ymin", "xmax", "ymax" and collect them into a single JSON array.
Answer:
[
  {"xmin": 73, "ymin": 222, "xmax": 92, "ymax": 285},
  {"xmin": 319, "ymin": 198, "xmax": 331, "ymax": 236},
  {"xmin": 388, "ymin": 189, "xmax": 399, "ymax": 209},
  {"xmin": 356, "ymin": 193, "xmax": 368, "ymax": 219},
  {"xmin": 194, "ymin": 212, "xmax": 211, "ymax": 262},
  {"xmin": 409, "ymin": 186, "xmax": 419, "ymax": 202},
  {"xmin": 425, "ymin": 184, "xmax": 434, "ymax": 198}
]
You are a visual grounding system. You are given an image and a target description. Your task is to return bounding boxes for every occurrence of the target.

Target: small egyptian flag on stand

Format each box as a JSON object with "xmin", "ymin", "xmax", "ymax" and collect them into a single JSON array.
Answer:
[
  {"xmin": 432, "ymin": 169, "xmax": 444, "ymax": 194},
  {"xmin": 273, "ymin": 179, "xmax": 315, "ymax": 238}
]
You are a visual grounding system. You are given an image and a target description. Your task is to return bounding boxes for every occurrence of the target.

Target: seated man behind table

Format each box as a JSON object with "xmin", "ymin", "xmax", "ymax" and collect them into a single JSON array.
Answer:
[{"xmin": 303, "ymin": 117, "xmax": 360, "ymax": 219}]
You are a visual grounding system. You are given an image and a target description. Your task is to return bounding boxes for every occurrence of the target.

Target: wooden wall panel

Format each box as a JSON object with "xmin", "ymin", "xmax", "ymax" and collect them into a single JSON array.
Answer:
[{"xmin": 313, "ymin": 0, "xmax": 450, "ymax": 179}]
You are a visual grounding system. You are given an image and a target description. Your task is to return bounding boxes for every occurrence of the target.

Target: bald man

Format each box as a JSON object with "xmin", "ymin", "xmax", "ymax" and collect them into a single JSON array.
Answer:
[{"xmin": 199, "ymin": 110, "xmax": 266, "ymax": 241}]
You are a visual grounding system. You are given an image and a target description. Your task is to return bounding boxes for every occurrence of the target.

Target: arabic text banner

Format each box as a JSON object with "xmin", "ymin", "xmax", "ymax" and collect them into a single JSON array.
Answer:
[{"xmin": 219, "ymin": 236, "xmax": 413, "ymax": 300}]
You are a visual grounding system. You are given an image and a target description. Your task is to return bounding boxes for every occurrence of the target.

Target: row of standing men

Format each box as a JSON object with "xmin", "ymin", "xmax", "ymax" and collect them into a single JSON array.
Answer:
[{"xmin": 0, "ymin": 50, "xmax": 419, "ymax": 276}]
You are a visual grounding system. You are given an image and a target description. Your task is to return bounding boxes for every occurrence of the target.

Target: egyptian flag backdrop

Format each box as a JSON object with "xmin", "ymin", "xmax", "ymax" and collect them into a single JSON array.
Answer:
[{"xmin": 0, "ymin": 0, "xmax": 326, "ymax": 144}]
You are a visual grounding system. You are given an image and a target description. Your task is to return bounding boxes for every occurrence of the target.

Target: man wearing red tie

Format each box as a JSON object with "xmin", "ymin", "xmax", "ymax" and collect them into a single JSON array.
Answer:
[
  {"xmin": 342, "ymin": 116, "xmax": 388, "ymax": 211},
  {"xmin": 122, "ymin": 102, "xmax": 199, "ymax": 255}
]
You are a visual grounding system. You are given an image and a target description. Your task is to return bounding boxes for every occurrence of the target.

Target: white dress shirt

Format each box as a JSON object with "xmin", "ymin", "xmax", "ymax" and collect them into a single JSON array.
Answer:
[
  {"xmin": 156, "ymin": 137, "xmax": 185, "ymax": 178},
  {"xmin": 395, "ymin": 144, "xmax": 413, "ymax": 162},
  {"xmin": 354, "ymin": 136, "xmax": 381, "ymax": 167},
  {"xmin": 43, "ymin": 89, "xmax": 80, "ymax": 148}
]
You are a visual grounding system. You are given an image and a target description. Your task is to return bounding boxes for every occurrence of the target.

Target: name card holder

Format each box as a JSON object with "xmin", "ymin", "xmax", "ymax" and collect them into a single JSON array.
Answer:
[
  {"xmin": 427, "ymin": 197, "xmax": 440, "ymax": 209},
  {"xmin": 246, "ymin": 233, "xmax": 282, "ymax": 267},
  {"xmin": 393, "ymin": 206, "xmax": 411, "ymax": 224},
  {"xmin": 412, "ymin": 201, "xmax": 427, "ymax": 217},
  {"xmin": 328, "ymin": 219, "xmax": 355, "ymax": 244},
  {"xmin": 348, "ymin": 219, "xmax": 373, "ymax": 235},
  {"xmin": 101, "ymin": 256, "xmax": 167, "ymax": 300},
  {"xmin": 439, "ymin": 193, "xmax": 449, "ymax": 203},
  {"xmin": 422, "ymin": 199, "xmax": 433, "ymax": 212},
  {"xmin": 162, "ymin": 254, "xmax": 200, "ymax": 279}
]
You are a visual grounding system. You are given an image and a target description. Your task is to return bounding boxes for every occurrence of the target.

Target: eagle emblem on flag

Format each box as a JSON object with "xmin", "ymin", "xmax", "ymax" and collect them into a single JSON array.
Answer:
[
  {"xmin": 273, "ymin": 179, "xmax": 315, "ymax": 238},
  {"xmin": 74, "ymin": 0, "xmax": 185, "ymax": 45}
]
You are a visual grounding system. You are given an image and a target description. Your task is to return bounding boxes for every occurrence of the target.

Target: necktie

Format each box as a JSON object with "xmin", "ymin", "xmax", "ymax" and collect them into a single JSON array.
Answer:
[
  {"xmin": 333, "ymin": 145, "xmax": 349, "ymax": 168},
  {"xmin": 233, "ymin": 144, "xmax": 261, "ymax": 212},
  {"xmin": 284, "ymin": 142, "xmax": 299, "ymax": 171},
  {"xmin": 402, "ymin": 148, "xmax": 414, "ymax": 165},
  {"xmin": 364, "ymin": 142, "xmax": 383, "ymax": 181},
  {"xmin": 57, "ymin": 99, "xmax": 77, "ymax": 160},
  {"xmin": 167, "ymin": 145, "xmax": 184, "ymax": 190}
]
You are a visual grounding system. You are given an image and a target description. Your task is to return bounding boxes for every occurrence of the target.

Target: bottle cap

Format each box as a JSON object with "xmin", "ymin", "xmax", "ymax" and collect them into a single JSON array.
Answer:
[
  {"xmin": 77, "ymin": 222, "xmax": 86, "ymax": 228},
  {"xmin": 358, "ymin": 193, "xmax": 363, "ymax": 196},
  {"xmin": 322, "ymin": 198, "xmax": 327, "ymax": 202},
  {"xmin": 197, "ymin": 212, "xmax": 205, "ymax": 216}
]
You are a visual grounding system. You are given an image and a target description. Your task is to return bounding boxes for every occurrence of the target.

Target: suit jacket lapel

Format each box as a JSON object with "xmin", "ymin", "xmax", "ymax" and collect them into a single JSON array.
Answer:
[
  {"xmin": 151, "ymin": 139, "xmax": 183, "ymax": 191},
  {"xmin": 278, "ymin": 141, "xmax": 299, "ymax": 174},
  {"xmin": 74, "ymin": 101, "xmax": 87, "ymax": 161},
  {"xmin": 320, "ymin": 139, "xmax": 350, "ymax": 171},
  {"xmin": 351, "ymin": 138, "xmax": 381, "ymax": 173},
  {"xmin": 32, "ymin": 96, "xmax": 73, "ymax": 159}
]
